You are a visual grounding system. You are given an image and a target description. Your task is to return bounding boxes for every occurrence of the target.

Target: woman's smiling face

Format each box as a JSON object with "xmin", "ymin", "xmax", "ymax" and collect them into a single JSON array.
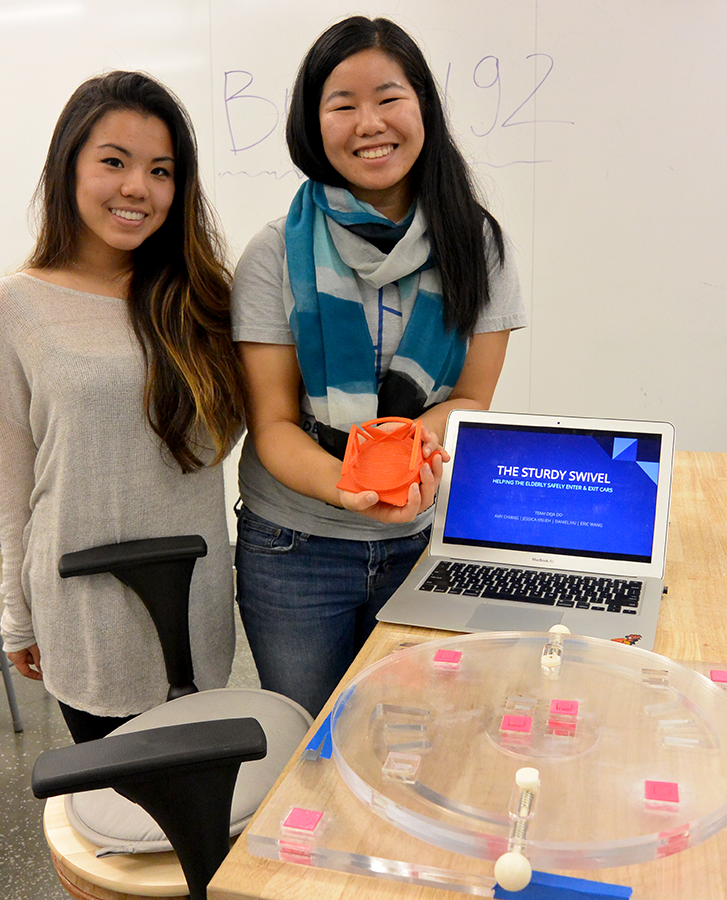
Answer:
[
  {"xmin": 318, "ymin": 47, "xmax": 424, "ymax": 222},
  {"xmin": 74, "ymin": 109, "xmax": 175, "ymax": 262}
]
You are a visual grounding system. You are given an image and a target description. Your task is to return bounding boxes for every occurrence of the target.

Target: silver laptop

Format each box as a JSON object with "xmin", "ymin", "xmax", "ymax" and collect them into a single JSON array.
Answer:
[{"xmin": 377, "ymin": 411, "xmax": 675, "ymax": 649}]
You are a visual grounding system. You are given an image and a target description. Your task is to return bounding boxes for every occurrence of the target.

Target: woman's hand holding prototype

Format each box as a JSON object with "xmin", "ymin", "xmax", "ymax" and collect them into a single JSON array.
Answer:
[{"xmin": 338, "ymin": 424, "xmax": 450, "ymax": 523}]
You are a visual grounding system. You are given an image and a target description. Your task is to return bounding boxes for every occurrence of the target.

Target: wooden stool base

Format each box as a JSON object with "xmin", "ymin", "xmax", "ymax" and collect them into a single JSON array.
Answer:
[
  {"xmin": 43, "ymin": 796, "xmax": 187, "ymax": 899},
  {"xmin": 51, "ymin": 853, "xmax": 179, "ymax": 900}
]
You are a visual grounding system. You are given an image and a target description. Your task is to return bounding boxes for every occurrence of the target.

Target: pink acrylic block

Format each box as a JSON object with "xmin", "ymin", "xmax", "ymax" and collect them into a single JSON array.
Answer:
[
  {"xmin": 282, "ymin": 807, "xmax": 324, "ymax": 834},
  {"xmin": 501, "ymin": 714, "xmax": 533, "ymax": 734},
  {"xmin": 710, "ymin": 669, "xmax": 727, "ymax": 684},
  {"xmin": 550, "ymin": 699, "xmax": 579, "ymax": 716},
  {"xmin": 433, "ymin": 648, "xmax": 462, "ymax": 669},
  {"xmin": 645, "ymin": 780, "xmax": 680, "ymax": 803}
]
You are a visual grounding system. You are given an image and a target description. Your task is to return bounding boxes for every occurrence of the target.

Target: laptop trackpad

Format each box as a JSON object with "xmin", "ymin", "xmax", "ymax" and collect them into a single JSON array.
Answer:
[{"xmin": 465, "ymin": 603, "xmax": 564, "ymax": 633}]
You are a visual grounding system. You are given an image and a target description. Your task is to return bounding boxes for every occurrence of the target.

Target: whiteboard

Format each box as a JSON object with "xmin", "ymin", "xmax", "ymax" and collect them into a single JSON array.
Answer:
[{"xmin": 1, "ymin": 0, "xmax": 725, "ymax": 464}]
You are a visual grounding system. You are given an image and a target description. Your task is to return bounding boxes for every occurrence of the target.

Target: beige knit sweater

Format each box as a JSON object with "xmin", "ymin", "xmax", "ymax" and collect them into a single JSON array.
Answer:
[{"xmin": 0, "ymin": 273, "xmax": 235, "ymax": 716}]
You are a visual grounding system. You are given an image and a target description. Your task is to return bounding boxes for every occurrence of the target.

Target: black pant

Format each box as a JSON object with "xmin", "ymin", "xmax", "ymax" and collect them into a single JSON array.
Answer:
[{"xmin": 58, "ymin": 701, "xmax": 135, "ymax": 743}]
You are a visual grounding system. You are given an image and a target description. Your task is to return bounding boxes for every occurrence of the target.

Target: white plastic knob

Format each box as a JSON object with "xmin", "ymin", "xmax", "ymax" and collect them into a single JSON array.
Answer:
[
  {"xmin": 541, "ymin": 649, "xmax": 562, "ymax": 668},
  {"xmin": 494, "ymin": 849, "xmax": 532, "ymax": 892},
  {"xmin": 548, "ymin": 624, "xmax": 571, "ymax": 634},
  {"xmin": 515, "ymin": 767, "xmax": 541, "ymax": 791}
]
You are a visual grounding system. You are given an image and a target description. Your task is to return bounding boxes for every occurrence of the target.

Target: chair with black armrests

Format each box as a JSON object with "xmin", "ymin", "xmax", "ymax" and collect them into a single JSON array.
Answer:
[{"xmin": 32, "ymin": 535, "xmax": 313, "ymax": 900}]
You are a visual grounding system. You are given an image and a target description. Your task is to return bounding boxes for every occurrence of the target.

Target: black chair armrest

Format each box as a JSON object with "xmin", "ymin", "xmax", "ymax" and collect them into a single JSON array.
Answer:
[
  {"xmin": 57, "ymin": 536, "xmax": 208, "ymax": 699},
  {"xmin": 33, "ymin": 717, "xmax": 267, "ymax": 900},
  {"xmin": 32, "ymin": 718, "xmax": 266, "ymax": 797},
  {"xmin": 59, "ymin": 535, "xmax": 207, "ymax": 578}
]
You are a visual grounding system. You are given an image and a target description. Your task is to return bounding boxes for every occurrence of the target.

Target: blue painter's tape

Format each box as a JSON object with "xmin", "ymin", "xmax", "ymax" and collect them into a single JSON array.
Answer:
[
  {"xmin": 320, "ymin": 726, "xmax": 333, "ymax": 760},
  {"xmin": 493, "ymin": 870, "xmax": 632, "ymax": 899},
  {"xmin": 303, "ymin": 713, "xmax": 332, "ymax": 760}
]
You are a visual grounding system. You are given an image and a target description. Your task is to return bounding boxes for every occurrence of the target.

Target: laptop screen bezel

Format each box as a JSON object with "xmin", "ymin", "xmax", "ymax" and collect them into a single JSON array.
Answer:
[{"xmin": 430, "ymin": 411, "xmax": 675, "ymax": 579}]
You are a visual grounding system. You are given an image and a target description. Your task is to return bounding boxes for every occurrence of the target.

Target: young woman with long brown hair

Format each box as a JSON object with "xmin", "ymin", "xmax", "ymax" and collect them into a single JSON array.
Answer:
[{"xmin": 0, "ymin": 71, "xmax": 246, "ymax": 742}]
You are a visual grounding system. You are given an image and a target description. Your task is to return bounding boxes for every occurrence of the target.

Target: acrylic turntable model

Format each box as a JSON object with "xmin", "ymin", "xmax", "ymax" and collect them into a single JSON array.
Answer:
[{"xmin": 247, "ymin": 630, "xmax": 727, "ymax": 895}]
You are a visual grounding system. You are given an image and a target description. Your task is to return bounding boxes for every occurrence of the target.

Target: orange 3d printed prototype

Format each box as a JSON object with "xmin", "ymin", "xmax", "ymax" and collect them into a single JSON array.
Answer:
[{"xmin": 336, "ymin": 417, "xmax": 423, "ymax": 506}]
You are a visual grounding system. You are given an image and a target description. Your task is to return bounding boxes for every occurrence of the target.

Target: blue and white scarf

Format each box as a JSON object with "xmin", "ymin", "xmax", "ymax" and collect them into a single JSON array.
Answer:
[{"xmin": 284, "ymin": 181, "xmax": 466, "ymax": 456}]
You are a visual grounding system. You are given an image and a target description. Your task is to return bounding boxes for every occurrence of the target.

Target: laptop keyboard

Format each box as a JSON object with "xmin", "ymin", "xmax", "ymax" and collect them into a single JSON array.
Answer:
[{"xmin": 419, "ymin": 561, "xmax": 642, "ymax": 614}]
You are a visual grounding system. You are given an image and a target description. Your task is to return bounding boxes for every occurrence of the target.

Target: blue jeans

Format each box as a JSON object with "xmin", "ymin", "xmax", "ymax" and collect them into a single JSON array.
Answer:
[{"xmin": 235, "ymin": 506, "xmax": 430, "ymax": 717}]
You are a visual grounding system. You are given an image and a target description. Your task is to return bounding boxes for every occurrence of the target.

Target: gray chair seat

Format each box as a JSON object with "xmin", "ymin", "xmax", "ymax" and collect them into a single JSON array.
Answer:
[{"xmin": 65, "ymin": 688, "xmax": 311, "ymax": 854}]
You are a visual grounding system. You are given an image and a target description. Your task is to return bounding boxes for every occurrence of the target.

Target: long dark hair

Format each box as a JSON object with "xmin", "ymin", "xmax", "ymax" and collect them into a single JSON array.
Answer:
[
  {"xmin": 27, "ymin": 70, "xmax": 245, "ymax": 472},
  {"xmin": 286, "ymin": 16, "xmax": 504, "ymax": 337}
]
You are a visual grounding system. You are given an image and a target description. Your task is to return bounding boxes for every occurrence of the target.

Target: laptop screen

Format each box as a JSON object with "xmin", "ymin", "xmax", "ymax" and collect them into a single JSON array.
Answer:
[{"xmin": 442, "ymin": 423, "xmax": 662, "ymax": 564}]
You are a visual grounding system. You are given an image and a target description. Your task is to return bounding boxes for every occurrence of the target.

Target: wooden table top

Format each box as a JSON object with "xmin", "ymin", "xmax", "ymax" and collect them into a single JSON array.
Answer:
[{"xmin": 209, "ymin": 451, "xmax": 727, "ymax": 900}]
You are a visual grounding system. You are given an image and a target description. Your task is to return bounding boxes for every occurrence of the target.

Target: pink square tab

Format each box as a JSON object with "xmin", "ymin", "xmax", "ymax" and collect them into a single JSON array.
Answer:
[
  {"xmin": 710, "ymin": 669, "xmax": 727, "ymax": 684},
  {"xmin": 501, "ymin": 714, "xmax": 533, "ymax": 734},
  {"xmin": 433, "ymin": 648, "xmax": 462, "ymax": 668},
  {"xmin": 282, "ymin": 807, "xmax": 324, "ymax": 834},
  {"xmin": 550, "ymin": 699, "xmax": 579, "ymax": 716},
  {"xmin": 645, "ymin": 780, "xmax": 679, "ymax": 803}
]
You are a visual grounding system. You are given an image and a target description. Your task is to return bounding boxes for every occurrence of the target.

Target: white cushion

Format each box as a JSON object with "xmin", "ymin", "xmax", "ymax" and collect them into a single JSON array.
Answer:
[{"xmin": 65, "ymin": 688, "xmax": 312, "ymax": 855}]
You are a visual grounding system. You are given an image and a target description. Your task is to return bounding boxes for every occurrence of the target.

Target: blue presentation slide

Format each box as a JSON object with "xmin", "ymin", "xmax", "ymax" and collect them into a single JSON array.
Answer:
[{"xmin": 443, "ymin": 426, "xmax": 661, "ymax": 562}]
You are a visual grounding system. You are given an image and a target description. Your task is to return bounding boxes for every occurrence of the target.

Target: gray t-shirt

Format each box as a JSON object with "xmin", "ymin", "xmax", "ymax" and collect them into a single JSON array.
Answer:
[{"xmin": 231, "ymin": 216, "xmax": 527, "ymax": 540}]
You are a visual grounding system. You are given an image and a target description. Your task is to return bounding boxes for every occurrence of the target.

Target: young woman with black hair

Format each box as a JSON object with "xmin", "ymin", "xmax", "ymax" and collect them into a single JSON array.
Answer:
[
  {"xmin": 0, "ymin": 71, "xmax": 246, "ymax": 742},
  {"xmin": 233, "ymin": 16, "xmax": 526, "ymax": 716}
]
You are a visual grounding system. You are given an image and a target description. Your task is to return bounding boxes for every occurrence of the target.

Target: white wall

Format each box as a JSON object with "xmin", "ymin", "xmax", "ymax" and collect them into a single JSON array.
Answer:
[{"xmin": 1, "ymin": 2, "xmax": 725, "ymax": 535}]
